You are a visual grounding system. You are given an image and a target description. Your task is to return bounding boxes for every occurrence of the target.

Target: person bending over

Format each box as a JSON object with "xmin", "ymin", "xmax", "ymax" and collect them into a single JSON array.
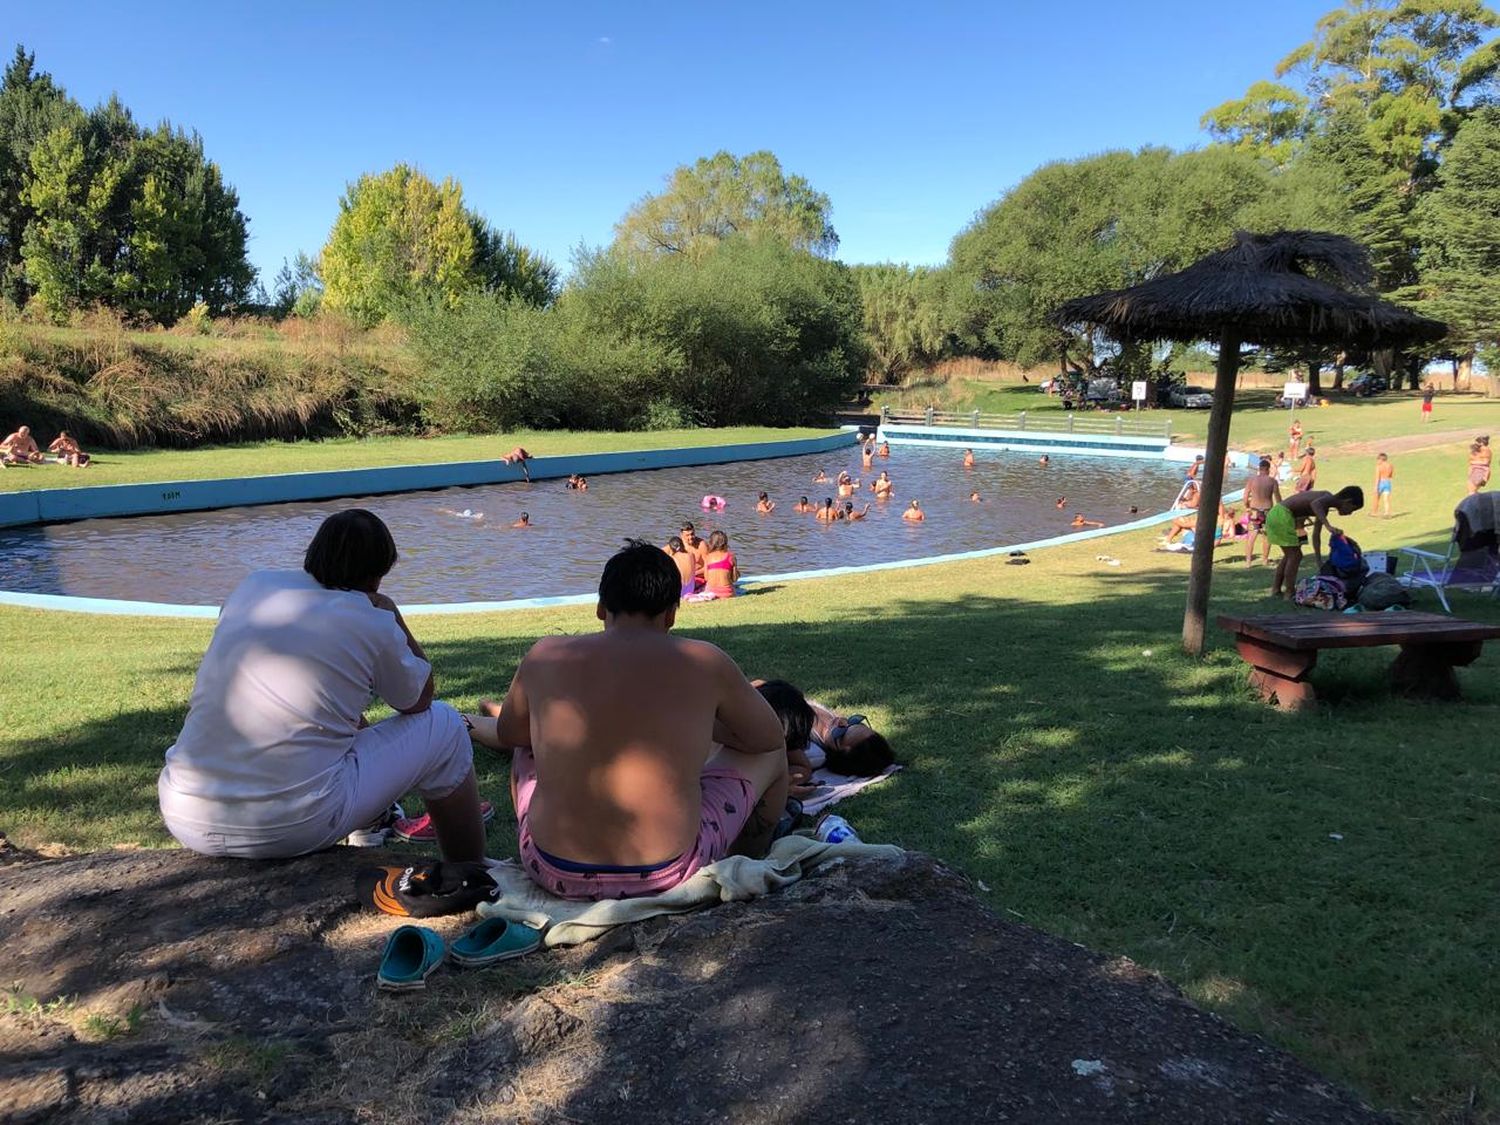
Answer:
[
  {"xmin": 157, "ymin": 509, "xmax": 487, "ymax": 861},
  {"xmin": 493, "ymin": 542, "xmax": 788, "ymax": 900},
  {"xmin": 1267, "ymin": 486, "xmax": 1364, "ymax": 599},
  {"xmin": 1, "ymin": 425, "xmax": 44, "ymax": 464}
]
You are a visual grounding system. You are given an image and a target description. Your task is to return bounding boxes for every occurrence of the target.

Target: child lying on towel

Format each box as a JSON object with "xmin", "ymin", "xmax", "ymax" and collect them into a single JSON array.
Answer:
[{"xmin": 752, "ymin": 679, "xmax": 894, "ymax": 796}]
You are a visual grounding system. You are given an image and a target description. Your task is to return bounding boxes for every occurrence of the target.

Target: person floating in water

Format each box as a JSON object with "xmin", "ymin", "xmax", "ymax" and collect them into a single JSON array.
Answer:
[
  {"xmin": 815, "ymin": 498, "xmax": 839, "ymax": 522},
  {"xmin": 500, "ymin": 446, "xmax": 532, "ymax": 481},
  {"xmin": 844, "ymin": 501, "xmax": 871, "ymax": 521},
  {"xmin": 963, "ymin": 448, "xmax": 975, "ymax": 469},
  {"xmin": 902, "ymin": 500, "xmax": 925, "ymax": 523},
  {"xmin": 439, "ymin": 507, "xmax": 484, "ymax": 521},
  {"xmin": 1070, "ymin": 514, "xmax": 1104, "ymax": 528},
  {"xmin": 756, "ymin": 492, "xmax": 776, "ymax": 514},
  {"xmin": 511, "ymin": 512, "xmax": 531, "ymax": 528}
]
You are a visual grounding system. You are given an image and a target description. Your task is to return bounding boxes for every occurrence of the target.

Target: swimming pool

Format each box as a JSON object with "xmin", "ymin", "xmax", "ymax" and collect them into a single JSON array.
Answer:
[{"xmin": 0, "ymin": 446, "xmax": 1187, "ymax": 605}]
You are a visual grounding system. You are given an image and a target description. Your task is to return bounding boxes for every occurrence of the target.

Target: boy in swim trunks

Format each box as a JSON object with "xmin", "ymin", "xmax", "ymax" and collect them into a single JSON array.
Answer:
[
  {"xmin": 1373, "ymin": 453, "xmax": 1394, "ymax": 515},
  {"xmin": 1267, "ymin": 486, "xmax": 1364, "ymax": 599},
  {"xmin": 493, "ymin": 541, "xmax": 787, "ymax": 900},
  {"xmin": 1244, "ymin": 458, "xmax": 1282, "ymax": 564}
]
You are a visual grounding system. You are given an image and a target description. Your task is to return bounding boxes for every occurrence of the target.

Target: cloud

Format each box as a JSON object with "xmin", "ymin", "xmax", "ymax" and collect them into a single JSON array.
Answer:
[{"xmin": 597, "ymin": 36, "xmax": 612, "ymax": 45}]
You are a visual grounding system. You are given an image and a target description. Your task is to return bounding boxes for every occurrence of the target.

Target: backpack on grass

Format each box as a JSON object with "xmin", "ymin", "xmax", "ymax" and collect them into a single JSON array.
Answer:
[{"xmin": 1294, "ymin": 575, "xmax": 1347, "ymax": 611}]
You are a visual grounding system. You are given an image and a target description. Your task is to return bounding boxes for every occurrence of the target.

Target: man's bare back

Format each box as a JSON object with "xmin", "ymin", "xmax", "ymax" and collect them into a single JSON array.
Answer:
[
  {"xmin": 1245, "ymin": 472, "xmax": 1279, "ymax": 510},
  {"xmin": 497, "ymin": 624, "xmax": 783, "ymax": 867}
]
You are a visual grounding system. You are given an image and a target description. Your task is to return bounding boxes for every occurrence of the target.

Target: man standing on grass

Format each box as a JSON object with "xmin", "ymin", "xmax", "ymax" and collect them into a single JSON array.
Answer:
[
  {"xmin": 1244, "ymin": 458, "xmax": 1282, "ymax": 565},
  {"xmin": 1267, "ymin": 486, "xmax": 1364, "ymax": 599}
]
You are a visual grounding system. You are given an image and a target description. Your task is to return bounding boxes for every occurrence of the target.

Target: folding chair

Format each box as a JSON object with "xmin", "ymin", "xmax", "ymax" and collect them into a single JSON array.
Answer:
[{"xmin": 1397, "ymin": 495, "xmax": 1500, "ymax": 612}]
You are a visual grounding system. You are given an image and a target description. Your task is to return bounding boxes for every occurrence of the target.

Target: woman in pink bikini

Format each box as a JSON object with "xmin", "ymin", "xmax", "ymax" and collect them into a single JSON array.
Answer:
[{"xmin": 698, "ymin": 531, "xmax": 739, "ymax": 599}]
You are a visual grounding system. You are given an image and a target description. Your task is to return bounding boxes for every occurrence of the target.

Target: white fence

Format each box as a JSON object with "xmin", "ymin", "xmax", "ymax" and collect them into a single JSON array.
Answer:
[{"xmin": 878, "ymin": 407, "xmax": 1172, "ymax": 440}]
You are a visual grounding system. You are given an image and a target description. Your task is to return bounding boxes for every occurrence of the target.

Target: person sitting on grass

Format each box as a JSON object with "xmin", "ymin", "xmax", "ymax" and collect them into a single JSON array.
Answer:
[
  {"xmin": 488, "ymin": 541, "xmax": 789, "ymax": 900},
  {"xmin": 157, "ymin": 509, "xmax": 488, "ymax": 862},
  {"xmin": 1267, "ymin": 486, "xmax": 1364, "ymax": 599},
  {"xmin": 696, "ymin": 530, "xmax": 739, "ymax": 599},
  {"xmin": 47, "ymin": 431, "xmax": 90, "ymax": 467},
  {"xmin": 1, "ymin": 425, "xmax": 44, "ymax": 465},
  {"xmin": 663, "ymin": 535, "xmax": 700, "ymax": 596}
]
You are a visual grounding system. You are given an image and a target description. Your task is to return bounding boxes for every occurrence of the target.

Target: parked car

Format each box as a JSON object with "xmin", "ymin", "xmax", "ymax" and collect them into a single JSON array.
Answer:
[
  {"xmin": 1084, "ymin": 377, "xmax": 1122, "ymax": 406},
  {"xmin": 1169, "ymin": 384, "xmax": 1213, "ymax": 408},
  {"xmin": 1345, "ymin": 372, "xmax": 1388, "ymax": 397}
]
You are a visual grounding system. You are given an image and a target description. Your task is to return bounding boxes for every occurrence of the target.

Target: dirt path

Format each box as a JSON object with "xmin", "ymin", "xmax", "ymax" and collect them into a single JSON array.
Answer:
[
  {"xmin": 0, "ymin": 843, "xmax": 1390, "ymax": 1123},
  {"xmin": 1336, "ymin": 427, "xmax": 1483, "ymax": 457}
]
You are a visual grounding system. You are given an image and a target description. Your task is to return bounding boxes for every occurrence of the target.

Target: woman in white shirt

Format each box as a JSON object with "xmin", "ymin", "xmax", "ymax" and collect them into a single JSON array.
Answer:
[{"xmin": 158, "ymin": 509, "xmax": 486, "ymax": 861}]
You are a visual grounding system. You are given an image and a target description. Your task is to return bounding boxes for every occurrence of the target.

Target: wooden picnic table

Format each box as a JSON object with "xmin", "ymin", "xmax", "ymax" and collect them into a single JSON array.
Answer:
[{"xmin": 1217, "ymin": 611, "xmax": 1500, "ymax": 710}]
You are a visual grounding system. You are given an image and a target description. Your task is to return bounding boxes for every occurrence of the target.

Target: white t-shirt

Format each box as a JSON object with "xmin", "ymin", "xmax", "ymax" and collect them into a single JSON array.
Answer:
[{"xmin": 159, "ymin": 569, "xmax": 431, "ymax": 833}]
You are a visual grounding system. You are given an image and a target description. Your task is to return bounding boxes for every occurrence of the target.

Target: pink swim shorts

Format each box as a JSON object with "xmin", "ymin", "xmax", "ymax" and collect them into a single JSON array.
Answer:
[{"xmin": 511, "ymin": 748, "xmax": 755, "ymax": 901}]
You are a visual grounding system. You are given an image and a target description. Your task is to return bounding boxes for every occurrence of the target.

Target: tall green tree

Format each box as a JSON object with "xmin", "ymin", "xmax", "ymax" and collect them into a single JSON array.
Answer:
[
  {"xmin": 850, "ymin": 264, "xmax": 951, "ymax": 384},
  {"xmin": 470, "ymin": 216, "xmax": 560, "ymax": 307},
  {"xmin": 320, "ymin": 164, "xmax": 476, "ymax": 327},
  {"xmin": 1200, "ymin": 80, "xmax": 1311, "ymax": 164},
  {"xmin": 1406, "ymin": 106, "xmax": 1500, "ymax": 394},
  {"xmin": 0, "ymin": 47, "xmax": 75, "ymax": 306},
  {"xmin": 614, "ymin": 150, "xmax": 837, "ymax": 260}
]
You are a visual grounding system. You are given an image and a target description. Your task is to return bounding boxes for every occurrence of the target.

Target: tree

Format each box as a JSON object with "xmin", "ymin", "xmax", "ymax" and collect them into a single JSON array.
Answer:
[
  {"xmin": 320, "ymin": 163, "xmax": 476, "ymax": 327},
  {"xmin": 0, "ymin": 46, "xmax": 75, "ymax": 306},
  {"xmin": 1200, "ymin": 80, "xmax": 1311, "ymax": 164},
  {"xmin": 1406, "ymin": 106, "xmax": 1500, "ymax": 395},
  {"xmin": 614, "ymin": 150, "xmax": 837, "ymax": 260},
  {"xmin": 19, "ymin": 119, "xmax": 88, "ymax": 315},
  {"xmin": 851, "ymin": 264, "xmax": 951, "ymax": 383},
  {"xmin": 470, "ymin": 216, "xmax": 559, "ymax": 307}
]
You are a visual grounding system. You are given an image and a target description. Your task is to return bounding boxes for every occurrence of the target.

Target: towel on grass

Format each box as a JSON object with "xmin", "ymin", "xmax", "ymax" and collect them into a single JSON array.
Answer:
[
  {"xmin": 479, "ymin": 834, "xmax": 903, "ymax": 947},
  {"xmin": 799, "ymin": 764, "xmax": 902, "ymax": 816}
]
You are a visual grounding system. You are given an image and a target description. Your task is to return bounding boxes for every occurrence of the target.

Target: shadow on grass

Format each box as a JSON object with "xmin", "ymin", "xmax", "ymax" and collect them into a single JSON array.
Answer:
[{"xmin": 3, "ymin": 557, "xmax": 1497, "ymax": 1116}]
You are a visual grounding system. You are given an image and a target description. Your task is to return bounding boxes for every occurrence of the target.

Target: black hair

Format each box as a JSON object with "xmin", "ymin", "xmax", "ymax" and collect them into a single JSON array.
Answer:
[
  {"xmin": 826, "ymin": 728, "xmax": 895, "ymax": 777},
  {"xmin": 1259, "ymin": 458, "xmax": 1272, "ymax": 470},
  {"xmin": 681, "ymin": 521, "xmax": 695, "ymax": 532},
  {"xmin": 598, "ymin": 539, "xmax": 681, "ymax": 618},
  {"xmin": 519, "ymin": 511, "xmax": 529, "ymax": 520},
  {"xmin": 758, "ymin": 491, "xmax": 769, "ymax": 501},
  {"xmin": 1334, "ymin": 485, "xmax": 1365, "ymax": 509},
  {"xmin": 667, "ymin": 535, "xmax": 685, "ymax": 551},
  {"xmin": 707, "ymin": 529, "xmax": 729, "ymax": 552},
  {"xmin": 799, "ymin": 495, "xmax": 808, "ymax": 504},
  {"xmin": 823, "ymin": 497, "xmax": 834, "ymax": 507},
  {"xmin": 304, "ymin": 509, "xmax": 398, "ymax": 591},
  {"xmin": 755, "ymin": 679, "xmax": 812, "ymax": 753},
  {"xmin": 843, "ymin": 501, "xmax": 854, "ymax": 511}
]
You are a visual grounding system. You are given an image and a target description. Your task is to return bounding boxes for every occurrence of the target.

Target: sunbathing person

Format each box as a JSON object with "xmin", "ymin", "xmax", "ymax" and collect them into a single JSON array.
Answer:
[
  {"xmin": 157, "ymin": 509, "xmax": 487, "ymax": 861},
  {"xmin": 1267, "ymin": 486, "xmax": 1364, "ymax": 598},
  {"xmin": 902, "ymin": 500, "xmax": 925, "ymax": 522},
  {"xmin": 1, "ymin": 425, "xmax": 44, "ymax": 464},
  {"xmin": 47, "ymin": 431, "xmax": 90, "ymax": 467},
  {"xmin": 492, "ymin": 542, "xmax": 789, "ymax": 899},
  {"xmin": 752, "ymin": 679, "xmax": 818, "ymax": 800},
  {"xmin": 663, "ymin": 535, "xmax": 700, "ymax": 595},
  {"xmin": 808, "ymin": 699, "xmax": 894, "ymax": 776}
]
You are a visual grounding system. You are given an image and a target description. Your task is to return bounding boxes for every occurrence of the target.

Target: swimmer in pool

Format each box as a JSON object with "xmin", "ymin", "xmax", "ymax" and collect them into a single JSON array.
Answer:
[
  {"xmin": 872, "ymin": 471, "xmax": 893, "ymax": 499},
  {"xmin": 879, "ymin": 442, "xmax": 890, "ymax": 458},
  {"xmin": 969, "ymin": 491, "xmax": 982, "ymax": 502},
  {"xmin": 500, "ymin": 446, "xmax": 532, "ymax": 481},
  {"xmin": 844, "ymin": 501, "xmax": 871, "ymax": 521},
  {"xmin": 1055, "ymin": 497, "xmax": 1066, "ymax": 510},
  {"xmin": 815, "ymin": 498, "xmax": 839, "ymax": 522},
  {"xmin": 439, "ymin": 507, "xmax": 484, "ymax": 521},
  {"xmin": 1070, "ymin": 514, "xmax": 1104, "ymax": 528},
  {"xmin": 756, "ymin": 492, "xmax": 776, "ymax": 514},
  {"xmin": 511, "ymin": 512, "xmax": 531, "ymax": 528},
  {"xmin": 792, "ymin": 495, "xmax": 815, "ymax": 513},
  {"xmin": 813, "ymin": 470, "xmax": 829, "ymax": 483},
  {"xmin": 902, "ymin": 500, "xmax": 925, "ymax": 523},
  {"xmin": 565, "ymin": 474, "xmax": 581, "ymax": 490},
  {"xmin": 963, "ymin": 449, "xmax": 975, "ymax": 468},
  {"xmin": 861, "ymin": 444, "xmax": 874, "ymax": 471},
  {"xmin": 576, "ymin": 476, "xmax": 588, "ymax": 492},
  {"xmin": 1128, "ymin": 505, "xmax": 1139, "ymax": 515},
  {"xmin": 1039, "ymin": 455, "xmax": 1050, "ymax": 466}
]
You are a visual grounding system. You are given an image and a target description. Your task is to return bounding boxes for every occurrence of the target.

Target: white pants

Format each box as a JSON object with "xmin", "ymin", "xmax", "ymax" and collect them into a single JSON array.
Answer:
[{"xmin": 160, "ymin": 703, "xmax": 473, "ymax": 859}]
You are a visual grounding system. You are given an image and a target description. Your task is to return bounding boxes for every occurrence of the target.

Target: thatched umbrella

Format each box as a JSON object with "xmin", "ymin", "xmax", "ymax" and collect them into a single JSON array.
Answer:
[{"xmin": 1053, "ymin": 231, "xmax": 1445, "ymax": 655}]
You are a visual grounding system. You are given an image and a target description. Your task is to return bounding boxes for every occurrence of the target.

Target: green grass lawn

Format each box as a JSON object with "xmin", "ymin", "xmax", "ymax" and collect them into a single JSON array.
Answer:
[
  {"xmin": 0, "ymin": 426, "xmax": 831, "ymax": 493},
  {"xmin": 1, "ymin": 405, "xmax": 1497, "ymax": 1119}
]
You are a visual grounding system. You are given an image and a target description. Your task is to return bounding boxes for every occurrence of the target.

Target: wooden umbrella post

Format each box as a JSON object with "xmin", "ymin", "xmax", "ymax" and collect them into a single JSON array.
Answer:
[{"xmin": 1182, "ymin": 330, "xmax": 1241, "ymax": 656}]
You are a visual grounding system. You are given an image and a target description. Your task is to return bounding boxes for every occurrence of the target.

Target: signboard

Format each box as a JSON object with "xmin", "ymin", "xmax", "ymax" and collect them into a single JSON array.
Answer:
[
  {"xmin": 1131, "ymin": 381, "xmax": 1148, "ymax": 402},
  {"xmin": 1283, "ymin": 381, "xmax": 1309, "ymax": 402}
]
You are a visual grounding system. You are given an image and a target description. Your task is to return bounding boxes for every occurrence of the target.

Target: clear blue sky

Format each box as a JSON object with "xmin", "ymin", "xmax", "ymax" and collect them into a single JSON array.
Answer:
[{"xmin": 10, "ymin": 0, "xmax": 1339, "ymax": 286}]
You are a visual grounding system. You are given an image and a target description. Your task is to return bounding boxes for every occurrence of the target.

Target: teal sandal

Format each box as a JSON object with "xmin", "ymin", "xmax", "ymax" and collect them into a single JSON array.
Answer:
[
  {"xmin": 376, "ymin": 925, "xmax": 446, "ymax": 991},
  {"xmin": 449, "ymin": 917, "xmax": 543, "ymax": 968}
]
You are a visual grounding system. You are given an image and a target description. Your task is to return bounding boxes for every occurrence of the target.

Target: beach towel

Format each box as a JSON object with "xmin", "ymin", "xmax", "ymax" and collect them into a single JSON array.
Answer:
[
  {"xmin": 479, "ymin": 834, "xmax": 903, "ymax": 947},
  {"xmin": 799, "ymin": 764, "xmax": 902, "ymax": 816}
]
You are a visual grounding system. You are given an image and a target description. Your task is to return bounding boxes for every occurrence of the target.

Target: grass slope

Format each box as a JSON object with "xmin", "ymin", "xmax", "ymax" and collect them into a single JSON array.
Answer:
[
  {"xmin": 0, "ymin": 427, "xmax": 831, "ymax": 493},
  {"xmin": 1, "ymin": 403, "xmax": 1497, "ymax": 1119}
]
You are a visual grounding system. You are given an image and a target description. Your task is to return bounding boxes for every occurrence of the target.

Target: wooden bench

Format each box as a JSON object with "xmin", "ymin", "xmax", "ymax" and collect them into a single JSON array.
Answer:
[{"xmin": 1216, "ymin": 611, "xmax": 1500, "ymax": 710}]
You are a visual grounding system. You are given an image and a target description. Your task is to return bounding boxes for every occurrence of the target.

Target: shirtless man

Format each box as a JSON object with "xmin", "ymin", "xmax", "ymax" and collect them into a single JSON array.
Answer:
[
  {"xmin": 1244, "ymin": 458, "xmax": 1282, "ymax": 564},
  {"xmin": 843, "ymin": 502, "xmax": 871, "ymax": 521},
  {"xmin": 1, "ymin": 425, "xmax": 44, "ymax": 465},
  {"xmin": 792, "ymin": 495, "xmax": 816, "ymax": 513},
  {"xmin": 872, "ymin": 471, "xmax": 893, "ymax": 500},
  {"xmin": 902, "ymin": 500, "xmax": 925, "ymax": 522},
  {"xmin": 47, "ymin": 431, "xmax": 89, "ymax": 467},
  {"xmin": 861, "ymin": 444, "xmax": 874, "ymax": 471},
  {"xmin": 491, "ymin": 543, "xmax": 788, "ymax": 900},
  {"xmin": 678, "ymin": 522, "xmax": 708, "ymax": 580},
  {"xmin": 1373, "ymin": 453, "xmax": 1395, "ymax": 514},
  {"xmin": 756, "ymin": 492, "xmax": 776, "ymax": 514},
  {"xmin": 837, "ymin": 478, "xmax": 859, "ymax": 499},
  {"xmin": 963, "ymin": 449, "xmax": 975, "ymax": 469},
  {"xmin": 511, "ymin": 512, "xmax": 531, "ymax": 528},
  {"xmin": 500, "ymin": 446, "xmax": 532, "ymax": 481},
  {"xmin": 1295, "ymin": 446, "xmax": 1317, "ymax": 493},
  {"xmin": 1070, "ymin": 514, "xmax": 1104, "ymax": 528},
  {"xmin": 663, "ymin": 536, "xmax": 698, "ymax": 595},
  {"xmin": 1266, "ymin": 486, "xmax": 1364, "ymax": 598},
  {"xmin": 969, "ymin": 491, "xmax": 982, "ymax": 502}
]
